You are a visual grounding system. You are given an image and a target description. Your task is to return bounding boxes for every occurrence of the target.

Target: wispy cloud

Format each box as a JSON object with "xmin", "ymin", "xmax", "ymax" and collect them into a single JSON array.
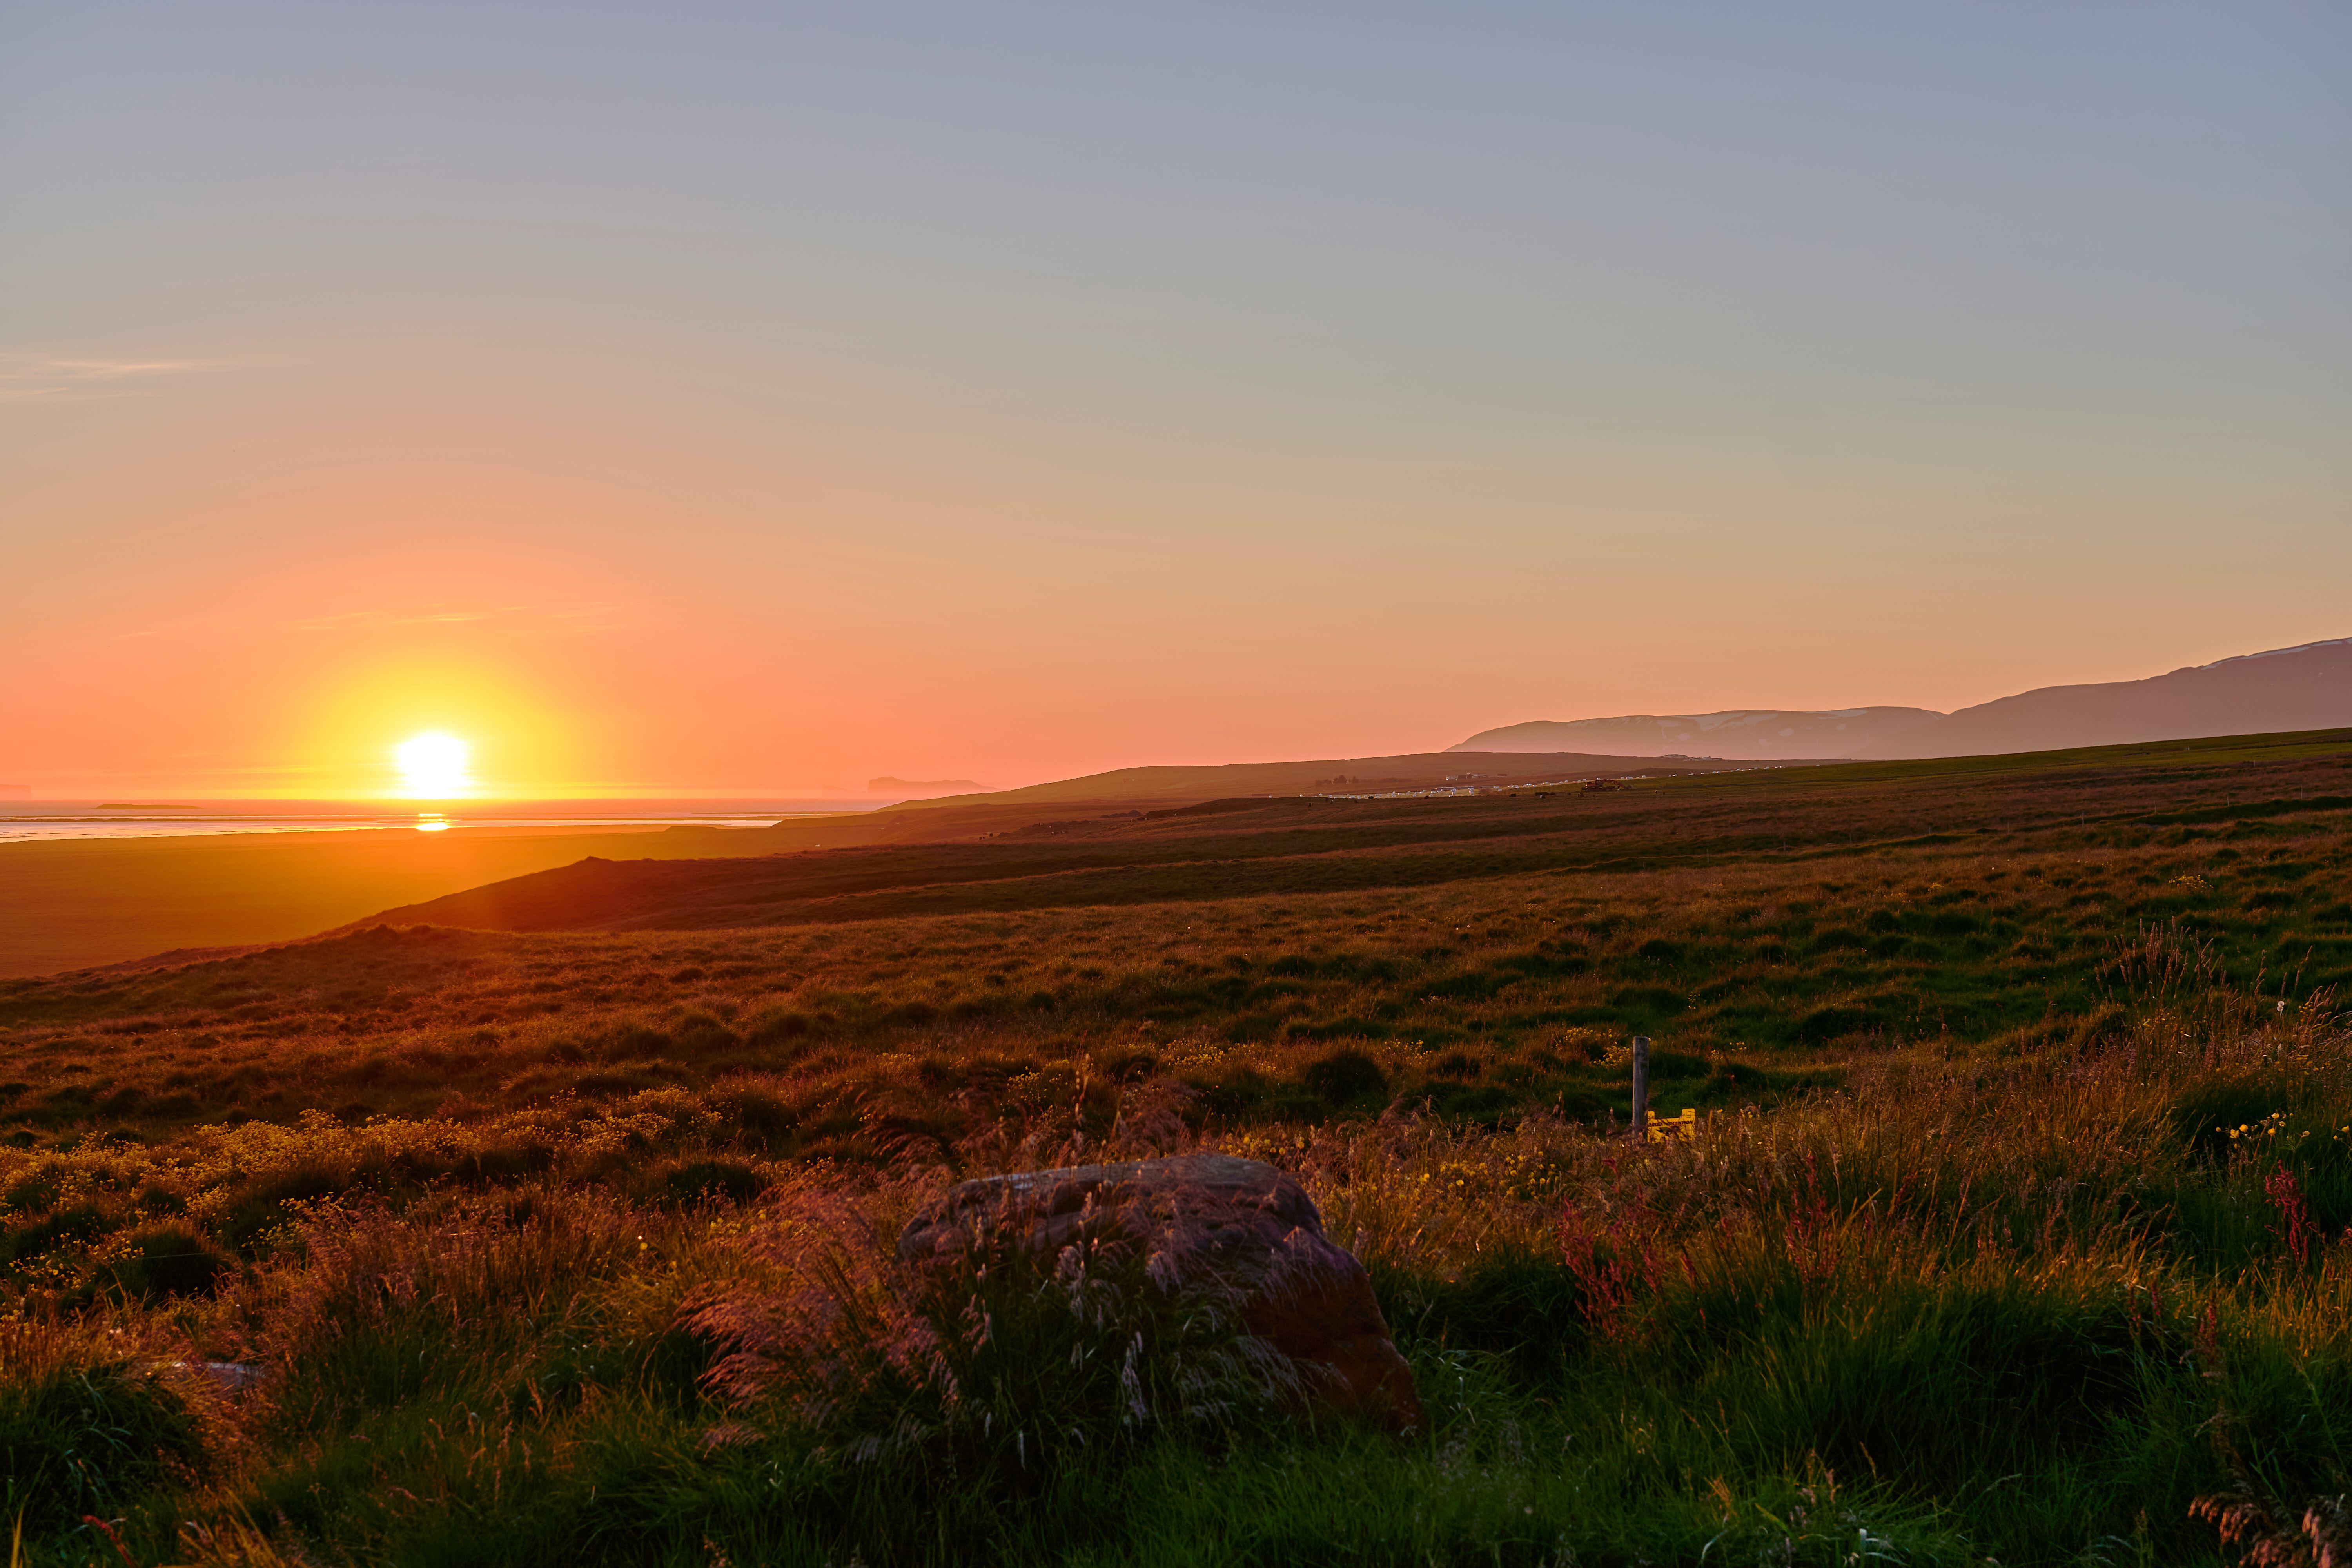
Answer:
[{"xmin": 0, "ymin": 353, "xmax": 290, "ymax": 403}]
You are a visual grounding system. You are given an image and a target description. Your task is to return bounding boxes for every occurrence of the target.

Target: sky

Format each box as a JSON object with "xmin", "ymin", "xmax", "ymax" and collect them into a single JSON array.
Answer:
[{"xmin": 3, "ymin": 2, "xmax": 2347, "ymax": 798}]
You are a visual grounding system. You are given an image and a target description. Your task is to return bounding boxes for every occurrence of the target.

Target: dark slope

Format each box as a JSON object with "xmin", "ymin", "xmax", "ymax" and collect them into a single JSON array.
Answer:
[
  {"xmin": 886, "ymin": 750, "xmax": 1797, "ymax": 810},
  {"xmin": 344, "ymin": 728, "xmax": 2352, "ymax": 937}
]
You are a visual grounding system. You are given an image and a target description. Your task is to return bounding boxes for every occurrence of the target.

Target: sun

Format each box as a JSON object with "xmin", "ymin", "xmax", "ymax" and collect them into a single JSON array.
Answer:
[{"xmin": 394, "ymin": 731, "xmax": 474, "ymax": 797}]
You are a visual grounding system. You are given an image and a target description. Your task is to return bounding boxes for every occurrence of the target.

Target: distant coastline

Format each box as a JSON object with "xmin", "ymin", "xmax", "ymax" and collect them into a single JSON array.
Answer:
[{"xmin": 0, "ymin": 798, "xmax": 889, "ymax": 844}]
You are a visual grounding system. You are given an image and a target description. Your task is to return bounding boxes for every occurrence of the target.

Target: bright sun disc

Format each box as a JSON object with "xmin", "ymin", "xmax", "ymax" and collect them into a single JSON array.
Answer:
[{"xmin": 394, "ymin": 732, "xmax": 473, "ymax": 797}]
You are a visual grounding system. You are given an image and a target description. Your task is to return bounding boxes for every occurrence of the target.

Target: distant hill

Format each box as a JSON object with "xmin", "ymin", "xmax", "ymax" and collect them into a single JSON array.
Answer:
[
  {"xmin": 1454, "ymin": 708, "xmax": 1942, "ymax": 760},
  {"xmin": 868, "ymin": 776, "xmax": 986, "ymax": 798},
  {"xmin": 891, "ymin": 750, "xmax": 1802, "ymax": 811},
  {"xmin": 1455, "ymin": 637, "xmax": 2352, "ymax": 761},
  {"xmin": 1858, "ymin": 637, "xmax": 2352, "ymax": 759},
  {"xmin": 334, "ymin": 727, "xmax": 2352, "ymax": 941}
]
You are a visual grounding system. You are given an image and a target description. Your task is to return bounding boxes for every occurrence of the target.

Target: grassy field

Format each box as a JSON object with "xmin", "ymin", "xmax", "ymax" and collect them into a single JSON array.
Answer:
[
  {"xmin": 0, "ymin": 749, "xmax": 1730, "ymax": 978},
  {"xmin": 3, "ymin": 730, "xmax": 2350, "ymax": 1564}
]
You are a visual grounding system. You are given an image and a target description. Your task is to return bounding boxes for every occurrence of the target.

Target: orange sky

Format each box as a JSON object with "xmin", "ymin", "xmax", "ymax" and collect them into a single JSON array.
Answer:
[{"xmin": 5, "ymin": 5, "xmax": 2347, "ymax": 799}]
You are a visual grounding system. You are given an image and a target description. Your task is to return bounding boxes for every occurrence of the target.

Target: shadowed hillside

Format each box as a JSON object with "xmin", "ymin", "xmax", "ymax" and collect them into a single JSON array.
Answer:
[
  {"xmin": 0, "ymin": 752, "xmax": 1775, "ymax": 977},
  {"xmin": 884, "ymin": 748, "xmax": 1789, "ymax": 809},
  {"xmin": 354, "ymin": 728, "xmax": 2352, "ymax": 958}
]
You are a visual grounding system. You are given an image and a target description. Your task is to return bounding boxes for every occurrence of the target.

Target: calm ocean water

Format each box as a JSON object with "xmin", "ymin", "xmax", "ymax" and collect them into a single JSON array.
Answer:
[{"xmin": 0, "ymin": 799, "xmax": 892, "ymax": 843}]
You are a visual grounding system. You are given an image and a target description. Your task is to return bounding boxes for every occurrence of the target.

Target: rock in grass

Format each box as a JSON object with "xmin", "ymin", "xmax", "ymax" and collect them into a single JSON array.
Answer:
[{"xmin": 899, "ymin": 1153, "xmax": 1422, "ymax": 1431}]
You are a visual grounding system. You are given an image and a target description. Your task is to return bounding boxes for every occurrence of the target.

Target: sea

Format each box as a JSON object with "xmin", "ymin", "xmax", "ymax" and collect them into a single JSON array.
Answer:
[{"xmin": 0, "ymin": 799, "xmax": 893, "ymax": 844}]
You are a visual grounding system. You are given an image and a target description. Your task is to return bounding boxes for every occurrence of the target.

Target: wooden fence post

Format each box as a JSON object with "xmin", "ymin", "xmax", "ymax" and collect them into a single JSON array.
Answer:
[{"xmin": 1631, "ymin": 1035, "xmax": 1650, "ymax": 1141}]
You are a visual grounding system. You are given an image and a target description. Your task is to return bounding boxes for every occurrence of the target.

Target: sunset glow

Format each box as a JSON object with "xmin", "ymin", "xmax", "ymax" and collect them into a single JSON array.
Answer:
[
  {"xmin": 393, "ymin": 733, "xmax": 472, "ymax": 799},
  {"xmin": 1, "ymin": 5, "xmax": 2343, "ymax": 802}
]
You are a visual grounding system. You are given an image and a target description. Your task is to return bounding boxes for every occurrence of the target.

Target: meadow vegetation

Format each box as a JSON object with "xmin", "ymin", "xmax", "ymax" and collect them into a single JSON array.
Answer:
[{"xmin": 2, "ymin": 731, "xmax": 2349, "ymax": 1564}]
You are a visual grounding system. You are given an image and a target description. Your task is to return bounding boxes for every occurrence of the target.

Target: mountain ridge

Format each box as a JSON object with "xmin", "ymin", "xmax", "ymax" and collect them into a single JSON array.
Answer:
[
  {"xmin": 1858, "ymin": 637, "xmax": 2352, "ymax": 759},
  {"xmin": 1455, "ymin": 638, "xmax": 2351, "ymax": 761}
]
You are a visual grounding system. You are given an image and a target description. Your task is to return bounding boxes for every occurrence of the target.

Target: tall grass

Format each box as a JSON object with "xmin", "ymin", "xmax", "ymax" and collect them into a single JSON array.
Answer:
[
  {"xmin": 0, "ymin": 1310, "xmax": 223, "ymax": 1557},
  {"xmin": 0, "ymin": 935, "xmax": 2348, "ymax": 1560}
]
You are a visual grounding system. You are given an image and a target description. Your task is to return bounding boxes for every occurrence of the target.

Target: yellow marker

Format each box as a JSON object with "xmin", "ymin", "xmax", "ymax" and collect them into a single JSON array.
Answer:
[{"xmin": 1648, "ymin": 1107, "xmax": 1700, "ymax": 1142}]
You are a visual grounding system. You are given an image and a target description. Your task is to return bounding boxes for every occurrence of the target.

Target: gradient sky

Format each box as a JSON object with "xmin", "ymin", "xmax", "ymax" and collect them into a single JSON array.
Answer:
[{"xmin": 4, "ymin": 2, "xmax": 2347, "ymax": 797}]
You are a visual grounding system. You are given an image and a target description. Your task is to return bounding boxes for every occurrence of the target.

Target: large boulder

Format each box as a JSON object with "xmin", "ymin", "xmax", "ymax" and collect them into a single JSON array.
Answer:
[{"xmin": 898, "ymin": 1152, "xmax": 1422, "ymax": 1431}]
